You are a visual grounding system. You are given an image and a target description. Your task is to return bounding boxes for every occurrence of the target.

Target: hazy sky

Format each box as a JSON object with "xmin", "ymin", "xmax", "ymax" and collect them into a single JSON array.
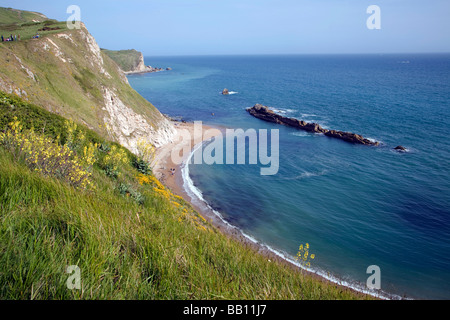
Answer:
[{"xmin": 3, "ymin": 0, "xmax": 450, "ymax": 56}]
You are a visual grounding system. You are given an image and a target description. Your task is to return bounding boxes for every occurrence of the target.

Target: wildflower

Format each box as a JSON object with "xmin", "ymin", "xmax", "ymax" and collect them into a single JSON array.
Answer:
[
  {"xmin": 136, "ymin": 139, "xmax": 156, "ymax": 163},
  {"xmin": 0, "ymin": 120, "xmax": 96, "ymax": 190},
  {"xmin": 295, "ymin": 242, "xmax": 316, "ymax": 268}
]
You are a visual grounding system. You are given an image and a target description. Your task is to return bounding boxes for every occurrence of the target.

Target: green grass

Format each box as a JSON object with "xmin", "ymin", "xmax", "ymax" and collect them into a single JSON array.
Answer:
[
  {"xmin": 0, "ymin": 7, "xmax": 66, "ymax": 41},
  {"xmin": 0, "ymin": 20, "xmax": 68, "ymax": 42},
  {"xmin": 0, "ymin": 21, "xmax": 163, "ymax": 136},
  {"xmin": 0, "ymin": 7, "xmax": 47, "ymax": 25},
  {"xmin": 0, "ymin": 91, "xmax": 103, "ymax": 146},
  {"xmin": 0, "ymin": 92, "xmax": 370, "ymax": 300}
]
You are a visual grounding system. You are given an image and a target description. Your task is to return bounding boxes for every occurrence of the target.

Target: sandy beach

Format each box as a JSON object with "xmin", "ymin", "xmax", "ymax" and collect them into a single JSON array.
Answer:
[{"xmin": 152, "ymin": 121, "xmax": 223, "ymax": 198}]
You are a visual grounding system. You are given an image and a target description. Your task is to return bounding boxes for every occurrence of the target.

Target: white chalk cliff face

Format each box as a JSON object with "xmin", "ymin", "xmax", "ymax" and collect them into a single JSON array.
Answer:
[
  {"xmin": 135, "ymin": 53, "xmax": 147, "ymax": 73},
  {"xmin": 78, "ymin": 22, "xmax": 176, "ymax": 152},
  {"xmin": 102, "ymin": 87, "xmax": 176, "ymax": 153},
  {"xmin": 78, "ymin": 24, "xmax": 111, "ymax": 78},
  {"xmin": 0, "ymin": 21, "xmax": 175, "ymax": 155}
]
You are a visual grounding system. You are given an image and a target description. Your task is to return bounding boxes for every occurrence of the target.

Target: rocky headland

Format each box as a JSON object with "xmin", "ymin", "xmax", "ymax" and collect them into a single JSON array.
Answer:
[
  {"xmin": 247, "ymin": 104, "xmax": 380, "ymax": 146},
  {"xmin": 102, "ymin": 48, "xmax": 168, "ymax": 75}
]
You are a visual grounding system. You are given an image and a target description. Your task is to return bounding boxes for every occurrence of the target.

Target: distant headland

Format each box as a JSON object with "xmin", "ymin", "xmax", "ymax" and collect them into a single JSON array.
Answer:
[{"xmin": 101, "ymin": 48, "xmax": 170, "ymax": 74}]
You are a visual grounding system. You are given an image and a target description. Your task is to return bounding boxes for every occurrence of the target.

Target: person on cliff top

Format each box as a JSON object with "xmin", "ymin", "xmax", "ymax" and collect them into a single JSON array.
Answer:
[{"xmin": 1, "ymin": 35, "xmax": 3, "ymax": 42}]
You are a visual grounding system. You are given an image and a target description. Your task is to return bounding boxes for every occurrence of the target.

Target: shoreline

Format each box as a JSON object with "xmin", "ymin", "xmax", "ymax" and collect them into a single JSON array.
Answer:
[
  {"xmin": 152, "ymin": 120, "xmax": 223, "ymax": 195},
  {"xmin": 152, "ymin": 120, "xmax": 394, "ymax": 300},
  {"xmin": 125, "ymin": 67, "xmax": 167, "ymax": 75}
]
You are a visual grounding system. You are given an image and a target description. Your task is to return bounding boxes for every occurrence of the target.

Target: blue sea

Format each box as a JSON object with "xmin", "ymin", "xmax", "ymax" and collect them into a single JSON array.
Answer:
[{"xmin": 128, "ymin": 54, "xmax": 450, "ymax": 299}]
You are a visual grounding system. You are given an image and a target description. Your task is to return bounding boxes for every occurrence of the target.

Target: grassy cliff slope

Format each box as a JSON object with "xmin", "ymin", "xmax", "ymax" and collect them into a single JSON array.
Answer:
[
  {"xmin": 0, "ymin": 7, "xmax": 175, "ymax": 154},
  {"xmin": 0, "ymin": 7, "xmax": 48, "ymax": 25},
  {"xmin": 0, "ymin": 92, "xmax": 368, "ymax": 300}
]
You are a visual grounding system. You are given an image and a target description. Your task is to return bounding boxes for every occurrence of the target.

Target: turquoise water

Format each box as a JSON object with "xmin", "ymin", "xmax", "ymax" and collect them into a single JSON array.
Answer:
[{"xmin": 128, "ymin": 54, "xmax": 450, "ymax": 299}]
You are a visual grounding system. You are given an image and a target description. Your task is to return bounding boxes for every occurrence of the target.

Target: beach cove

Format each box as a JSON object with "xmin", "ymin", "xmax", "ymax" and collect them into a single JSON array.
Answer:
[
  {"xmin": 129, "ymin": 54, "xmax": 450, "ymax": 300},
  {"xmin": 151, "ymin": 120, "xmax": 392, "ymax": 300}
]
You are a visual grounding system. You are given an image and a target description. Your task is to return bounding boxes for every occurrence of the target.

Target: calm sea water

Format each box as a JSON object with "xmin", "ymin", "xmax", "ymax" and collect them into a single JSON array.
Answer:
[{"xmin": 128, "ymin": 54, "xmax": 450, "ymax": 299}]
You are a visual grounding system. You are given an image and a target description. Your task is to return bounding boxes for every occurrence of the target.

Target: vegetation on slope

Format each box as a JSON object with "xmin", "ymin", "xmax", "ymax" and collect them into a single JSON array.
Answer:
[
  {"xmin": 0, "ymin": 21, "xmax": 159, "ymax": 130},
  {"xmin": 0, "ymin": 7, "xmax": 171, "ymax": 152},
  {"xmin": 0, "ymin": 7, "xmax": 48, "ymax": 25},
  {"xmin": 0, "ymin": 8, "xmax": 66, "ymax": 41},
  {"xmin": 0, "ymin": 92, "xmax": 368, "ymax": 300}
]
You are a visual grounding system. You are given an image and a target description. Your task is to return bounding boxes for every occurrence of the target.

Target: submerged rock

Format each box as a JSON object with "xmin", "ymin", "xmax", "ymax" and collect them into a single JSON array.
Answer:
[
  {"xmin": 247, "ymin": 104, "xmax": 380, "ymax": 146},
  {"xmin": 394, "ymin": 145, "xmax": 407, "ymax": 152}
]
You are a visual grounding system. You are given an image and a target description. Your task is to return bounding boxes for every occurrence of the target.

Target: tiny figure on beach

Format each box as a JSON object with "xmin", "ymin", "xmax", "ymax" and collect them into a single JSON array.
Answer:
[{"xmin": 170, "ymin": 168, "xmax": 176, "ymax": 176}]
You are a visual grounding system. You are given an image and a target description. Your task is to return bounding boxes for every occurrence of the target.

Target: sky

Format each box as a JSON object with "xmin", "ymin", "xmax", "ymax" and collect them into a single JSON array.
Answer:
[{"xmin": 2, "ymin": 0, "xmax": 450, "ymax": 56}]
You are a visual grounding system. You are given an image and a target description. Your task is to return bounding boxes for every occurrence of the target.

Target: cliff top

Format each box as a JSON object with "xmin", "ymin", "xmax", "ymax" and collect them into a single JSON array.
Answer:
[
  {"xmin": 0, "ymin": 7, "xmax": 48, "ymax": 25},
  {"xmin": 0, "ymin": 7, "xmax": 66, "ymax": 41}
]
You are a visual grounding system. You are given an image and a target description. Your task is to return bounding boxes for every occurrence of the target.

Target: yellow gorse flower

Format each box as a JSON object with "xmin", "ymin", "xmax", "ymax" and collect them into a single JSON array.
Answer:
[{"xmin": 136, "ymin": 173, "xmax": 210, "ymax": 232}]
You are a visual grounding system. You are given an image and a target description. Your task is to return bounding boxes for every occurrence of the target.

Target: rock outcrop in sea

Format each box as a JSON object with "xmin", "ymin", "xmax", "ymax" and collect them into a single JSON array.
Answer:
[
  {"xmin": 247, "ymin": 104, "xmax": 380, "ymax": 146},
  {"xmin": 394, "ymin": 145, "xmax": 407, "ymax": 152}
]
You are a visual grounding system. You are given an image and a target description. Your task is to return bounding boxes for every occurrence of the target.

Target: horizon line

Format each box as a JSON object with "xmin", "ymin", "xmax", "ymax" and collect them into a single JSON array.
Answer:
[{"xmin": 141, "ymin": 52, "xmax": 450, "ymax": 58}]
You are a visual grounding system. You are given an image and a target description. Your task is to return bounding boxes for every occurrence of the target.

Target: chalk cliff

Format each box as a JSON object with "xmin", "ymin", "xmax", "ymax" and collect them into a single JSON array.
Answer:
[{"xmin": 0, "ymin": 17, "xmax": 175, "ymax": 153}]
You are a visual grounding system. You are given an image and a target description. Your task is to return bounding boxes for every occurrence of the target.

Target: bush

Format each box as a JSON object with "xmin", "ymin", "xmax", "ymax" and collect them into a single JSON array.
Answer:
[
  {"xmin": 101, "ymin": 145, "xmax": 128, "ymax": 179},
  {"xmin": 132, "ymin": 158, "xmax": 152, "ymax": 175},
  {"xmin": 98, "ymin": 143, "xmax": 111, "ymax": 153},
  {"xmin": 117, "ymin": 182, "xmax": 145, "ymax": 205}
]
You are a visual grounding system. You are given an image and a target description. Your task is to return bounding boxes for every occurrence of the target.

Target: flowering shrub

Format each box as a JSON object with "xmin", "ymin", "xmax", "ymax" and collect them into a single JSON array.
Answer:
[
  {"xmin": 133, "ymin": 139, "xmax": 154, "ymax": 175},
  {"xmin": 0, "ymin": 118, "xmax": 96, "ymax": 189},
  {"xmin": 65, "ymin": 120, "xmax": 85, "ymax": 150},
  {"xmin": 102, "ymin": 145, "xmax": 128, "ymax": 178},
  {"xmin": 136, "ymin": 138, "xmax": 155, "ymax": 163}
]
